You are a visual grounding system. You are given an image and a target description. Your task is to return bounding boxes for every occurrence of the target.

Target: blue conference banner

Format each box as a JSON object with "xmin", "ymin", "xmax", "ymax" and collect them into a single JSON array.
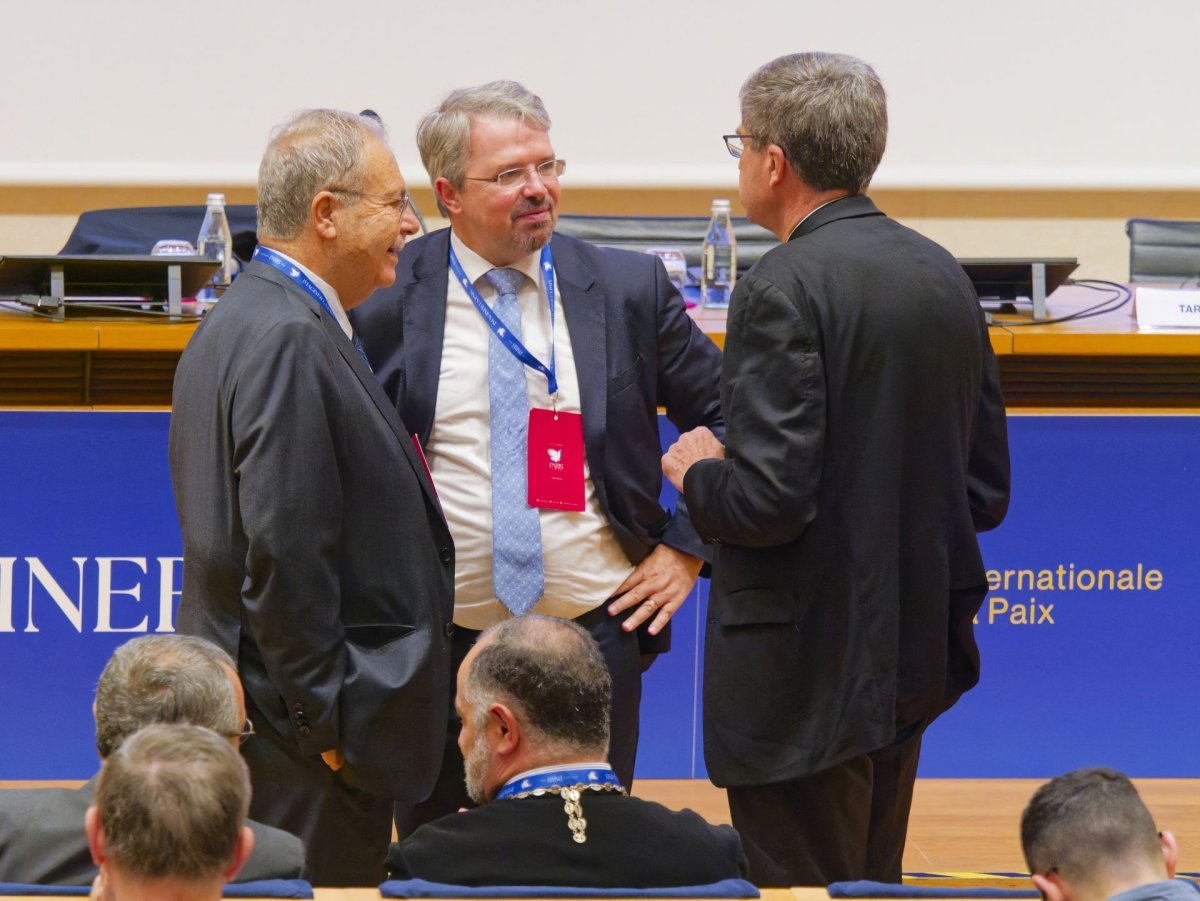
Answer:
[{"xmin": 0, "ymin": 412, "xmax": 1196, "ymax": 779}]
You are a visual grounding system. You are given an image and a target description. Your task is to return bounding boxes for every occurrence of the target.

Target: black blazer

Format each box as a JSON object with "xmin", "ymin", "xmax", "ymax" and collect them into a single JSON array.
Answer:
[
  {"xmin": 385, "ymin": 794, "xmax": 748, "ymax": 887},
  {"xmin": 683, "ymin": 196, "xmax": 1011, "ymax": 786},
  {"xmin": 351, "ymin": 228, "xmax": 724, "ymax": 574},
  {"xmin": 0, "ymin": 778, "xmax": 305, "ymax": 884},
  {"xmin": 169, "ymin": 260, "xmax": 455, "ymax": 800}
]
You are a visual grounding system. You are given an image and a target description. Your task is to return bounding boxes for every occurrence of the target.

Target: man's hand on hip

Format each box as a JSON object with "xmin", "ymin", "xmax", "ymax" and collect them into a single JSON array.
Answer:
[{"xmin": 608, "ymin": 544, "xmax": 703, "ymax": 635}]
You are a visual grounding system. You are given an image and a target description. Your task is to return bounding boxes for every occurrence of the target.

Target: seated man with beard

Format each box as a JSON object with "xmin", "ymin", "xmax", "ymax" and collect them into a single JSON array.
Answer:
[{"xmin": 385, "ymin": 615, "xmax": 747, "ymax": 887}]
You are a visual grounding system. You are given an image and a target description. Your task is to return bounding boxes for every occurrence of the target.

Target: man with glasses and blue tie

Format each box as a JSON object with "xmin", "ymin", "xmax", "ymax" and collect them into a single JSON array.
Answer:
[
  {"xmin": 352, "ymin": 80, "xmax": 724, "ymax": 837},
  {"xmin": 170, "ymin": 109, "xmax": 455, "ymax": 886}
]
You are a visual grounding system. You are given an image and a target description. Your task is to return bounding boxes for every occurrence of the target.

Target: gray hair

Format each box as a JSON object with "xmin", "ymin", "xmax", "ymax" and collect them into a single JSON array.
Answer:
[
  {"xmin": 257, "ymin": 108, "xmax": 388, "ymax": 241},
  {"xmin": 416, "ymin": 80, "xmax": 551, "ymax": 215},
  {"xmin": 465, "ymin": 615, "xmax": 610, "ymax": 759},
  {"xmin": 740, "ymin": 52, "xmax": 887, "ymax": 194},
  {"xmin": 95, "ymin": 723, "xmax": 249, "ymax": 881},
  {"xmin": 94, "ymin": 635, "xmax": 238, "ymax": 759},
  {"xmin": 1021, "ymin": 767, "xmax": 1163, "ymax": 884}
]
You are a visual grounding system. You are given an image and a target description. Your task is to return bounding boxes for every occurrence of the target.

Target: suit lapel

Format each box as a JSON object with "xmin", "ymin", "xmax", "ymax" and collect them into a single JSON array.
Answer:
[
  {"xmin": 550, "ymin": 234, "xmax": 611, "ymax": 513},
  {"xmin": 403, "ymin": 231, "xmax": 452, "ymax": 445}
]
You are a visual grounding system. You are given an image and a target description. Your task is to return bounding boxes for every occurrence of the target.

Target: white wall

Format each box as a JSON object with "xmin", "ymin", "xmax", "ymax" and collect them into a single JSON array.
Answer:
[{"xmin": 1, "ymin": 0, "xmax": 1198, "ymax": 189}]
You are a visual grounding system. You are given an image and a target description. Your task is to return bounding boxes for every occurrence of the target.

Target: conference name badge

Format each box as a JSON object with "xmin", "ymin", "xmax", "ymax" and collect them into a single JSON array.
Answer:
[{"xmin": 527, "ymin": 408, "xmax": 585, "ymax": 511}]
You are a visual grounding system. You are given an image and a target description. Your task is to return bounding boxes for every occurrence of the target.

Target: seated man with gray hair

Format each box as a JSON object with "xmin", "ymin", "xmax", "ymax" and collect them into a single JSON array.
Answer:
[
  {"xmin": 385, "ymin": 615, "xmax": 747, "ymax": 887},
  {"xmin": 86, "ymin": 723, "xmax": 254, "ymax": 901},
  {"xmin": 1021, "ymin": 767, "xmax": 1193, "ymax": 901},
  {"xmin": 0, "ymin": 635, "xmax": 303, "ymax": 885}
]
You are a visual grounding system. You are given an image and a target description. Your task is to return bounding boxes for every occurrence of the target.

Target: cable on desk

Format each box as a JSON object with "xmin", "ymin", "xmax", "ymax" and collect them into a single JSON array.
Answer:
[
  {"xmin": 998, "ymin": 279, "xmax": 1131, "ymax": 327},
  {"xmin": 0, "ymin": 298, "xmax": 203, "ymax": 321}
]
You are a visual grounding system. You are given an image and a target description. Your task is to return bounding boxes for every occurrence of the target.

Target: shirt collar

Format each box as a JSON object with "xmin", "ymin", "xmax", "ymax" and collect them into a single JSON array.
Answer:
[
  {"xmin": 509, "ymin": 761, "xmax": 613, "ymax": 782},
  {"xmin": 450, "ymin": 230, "xmax": 546, "ymax": 295},
  {"xmin": 264, "ymin": 247, "xmax": 352, "ymax": 339}
]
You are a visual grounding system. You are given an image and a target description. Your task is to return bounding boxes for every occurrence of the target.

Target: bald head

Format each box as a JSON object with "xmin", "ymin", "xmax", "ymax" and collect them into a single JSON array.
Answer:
[{"xmin": 464, "ymin": 615, "xmax": 611, "ymax": 759}]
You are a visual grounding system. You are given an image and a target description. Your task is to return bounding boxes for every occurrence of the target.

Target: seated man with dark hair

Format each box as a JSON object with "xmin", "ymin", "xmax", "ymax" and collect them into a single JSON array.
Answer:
[
  {"xmin": 386, "ymin": 615, "xmax": 747, "ymax": 887},
  {"xmin": 86, "ymin": 723, "xmax": 254, "ymax": 901},
  {"xmin": 0, "ymin": 635, "xmax": 303, "ymax": 885},
  {"xmin": 1021, "ymin": 767, "xmax": 1192, "ymax": 901}
]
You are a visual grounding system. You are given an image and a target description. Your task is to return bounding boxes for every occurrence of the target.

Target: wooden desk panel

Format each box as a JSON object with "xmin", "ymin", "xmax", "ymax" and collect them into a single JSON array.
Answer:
[{"xmin": 3, "ymin": 285, "xmax": 1199, "ymax": 408}]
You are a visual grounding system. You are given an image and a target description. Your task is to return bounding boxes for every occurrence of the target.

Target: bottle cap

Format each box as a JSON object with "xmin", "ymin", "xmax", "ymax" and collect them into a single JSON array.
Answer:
[
  {"xmin": 712, "ymin": 199, "xmax": 731, "ymax": 211},
  {"xmin": 206, "ymin": 193, "xmax": 226, "ymax": 206}
]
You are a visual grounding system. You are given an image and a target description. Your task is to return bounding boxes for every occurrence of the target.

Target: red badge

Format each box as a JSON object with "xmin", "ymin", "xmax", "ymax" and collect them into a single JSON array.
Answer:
[
  {"xmin": 410, "ymin": 434, "xmax": 436, "ymax": 496},
  {"xmin": 527, "ymin": 407, "xmax": 585, "ymax": 511}
]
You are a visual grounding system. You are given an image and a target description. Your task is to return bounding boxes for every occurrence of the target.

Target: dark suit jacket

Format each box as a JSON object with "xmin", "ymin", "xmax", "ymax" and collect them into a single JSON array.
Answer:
[
  {"xmin": 351, "ymin": 228, "xmax": 723, "ymax": 576},
  {"xmin": 169, "ymin": 259, "xmax": 455, "ymax": 800},
  {"xmin": 683, "ymin": 196, "xmax": 1011, "ymax": 786},
  {"xmin": 0, "ymin": 777, "xmax": 304, "ymax": 884},
  {"xmin": 385, "ymin": 794, "xmax": 748, "ymax": 887}
]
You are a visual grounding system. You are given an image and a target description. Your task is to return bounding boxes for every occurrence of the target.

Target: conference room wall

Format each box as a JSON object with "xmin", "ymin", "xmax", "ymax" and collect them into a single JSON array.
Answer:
[
  {"xmin": 5, "ymin": 187, "xmax": 1200, "ymax": 282},
  {"xmin": 2, "ymin": 0, "xmax": 1196, "ymax": 189}
]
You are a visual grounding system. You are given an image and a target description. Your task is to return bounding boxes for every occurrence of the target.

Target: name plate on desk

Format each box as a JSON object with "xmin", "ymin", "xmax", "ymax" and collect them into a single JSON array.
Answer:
[{"xmin": 1135, "ymin": 287, "xmax": 1200, "ymax": 329}]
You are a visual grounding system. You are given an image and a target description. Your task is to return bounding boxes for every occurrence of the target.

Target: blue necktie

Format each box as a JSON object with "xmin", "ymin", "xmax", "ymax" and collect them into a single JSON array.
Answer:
[{"xmin": 483, "ymin": 267, "xmax": 545, "ymax": 616}]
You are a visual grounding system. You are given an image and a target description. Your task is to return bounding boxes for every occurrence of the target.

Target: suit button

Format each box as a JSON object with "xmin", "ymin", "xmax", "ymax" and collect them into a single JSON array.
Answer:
[
  {"xmin": 443, "ymin": 623, "xmax": 455, "ymax": 637},
  {"xmin": 439, "ymin": 547, "xmax": 452, "ymax": 563},
  {"xmin": 298, "ymin": 724, "xmax": 311, "ymax": 736}
]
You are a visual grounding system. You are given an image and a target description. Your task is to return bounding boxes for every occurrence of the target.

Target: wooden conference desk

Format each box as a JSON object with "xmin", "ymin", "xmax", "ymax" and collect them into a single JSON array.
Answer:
[{"xmin": 1, "ymin": 284, "xmax": 1197, "ymax": 408}]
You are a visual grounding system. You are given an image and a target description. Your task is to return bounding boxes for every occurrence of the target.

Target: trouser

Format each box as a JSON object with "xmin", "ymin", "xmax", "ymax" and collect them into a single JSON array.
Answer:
[
  {"xmin": 394, "ymin": 600, "xmax": 642, "ymax": 838},
  {"xmin": 242, "ymin": 694, "xmax": 395, "ymax": 887},
  {"xmin": 726, "ymin": 719, "xmax": 925, "ymax": 887}
]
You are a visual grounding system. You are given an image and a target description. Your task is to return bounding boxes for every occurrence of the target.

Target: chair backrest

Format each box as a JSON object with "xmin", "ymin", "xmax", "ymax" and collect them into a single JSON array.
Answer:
[
  {"xmin": 1126, "ymin": 218, "xmax": 1200, "ymax": 284},
  {"xmin": 60, "ymin": 205, "xmax": 259, "ymax": 264},
  {"xmin": 554, "ymin": 214, "xmax": 778, "ymax": 274}
]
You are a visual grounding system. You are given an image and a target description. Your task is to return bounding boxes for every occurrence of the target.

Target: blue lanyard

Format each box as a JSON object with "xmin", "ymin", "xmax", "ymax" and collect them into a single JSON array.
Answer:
[
  {"xmin": 449, "ymin": 244, "xmax": 558, "ymax": 397},
  {"xmin": 495, "ymin": 765, "xmax": 622, "ymax": 800},
  {"xmin": 253, "ymin": 246, "xmax": 372, "ymax": 370}
]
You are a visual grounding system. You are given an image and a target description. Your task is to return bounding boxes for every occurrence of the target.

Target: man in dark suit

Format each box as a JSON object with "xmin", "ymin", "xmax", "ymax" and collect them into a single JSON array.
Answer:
[
  {"xmin": 85, "ymin": 724, "xmax": 254, "ymax": 901},
  {"xmin": 385, "ymin": 615, "xmax": 747, "ymax": 887},
  {"xmin": 0, "ymin": 635, "xmax": 303, "ymax": 886},
  {"xmin": 351, "ymin": 81, "xmax": 723, "ymax": 833},
  {"xmin": 169, "ymin": 109, "xmax": 455, "ymax": 886},
  {"xmin": 663, "ymin": 53, "xmax": 1011, "ymax": 886}
]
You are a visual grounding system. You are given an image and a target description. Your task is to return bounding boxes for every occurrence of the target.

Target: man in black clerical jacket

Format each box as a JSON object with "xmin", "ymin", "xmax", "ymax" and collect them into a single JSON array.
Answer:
[{"xmin": 385, "ymin": 615, "xmax": 747, "ymax": 887}]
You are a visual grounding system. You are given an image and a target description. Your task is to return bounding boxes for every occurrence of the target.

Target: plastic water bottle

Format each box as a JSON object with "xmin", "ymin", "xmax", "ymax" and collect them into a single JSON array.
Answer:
[
  {"xmin": 196, "ymin": 193, "xmax": 234, "ymax": 301},
  {"xmin": 701, "ymin": 199, "xmax": 737, "ymax": 309}
]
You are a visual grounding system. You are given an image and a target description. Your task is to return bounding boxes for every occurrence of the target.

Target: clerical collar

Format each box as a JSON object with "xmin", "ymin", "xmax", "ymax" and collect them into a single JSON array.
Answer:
[{"xmin": 786, "ymin": 196, "xmax": 849, "ymax": 242}]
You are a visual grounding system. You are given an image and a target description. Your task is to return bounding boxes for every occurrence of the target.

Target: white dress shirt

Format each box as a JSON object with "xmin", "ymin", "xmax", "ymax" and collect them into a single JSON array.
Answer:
[{"xmin": 427, "ymin": 233, "xmax": 634, "ymax": 630}]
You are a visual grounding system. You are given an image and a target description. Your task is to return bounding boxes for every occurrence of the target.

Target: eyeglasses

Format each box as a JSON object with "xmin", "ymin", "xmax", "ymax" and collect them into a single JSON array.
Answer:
[
  {"xmin": 328, "ymin": 188, "xmax": 411, "ymax": 217},
  {"xmin": 464, "ymin": 159, "xmax": 566, "ymax": 189},
  {"xmin": 226, "ymin": 718, "xmax": 255, "ymax": 746},
  {"xmin": 722, "ymin": 134, "xmax": 761, "ymax": 159}
]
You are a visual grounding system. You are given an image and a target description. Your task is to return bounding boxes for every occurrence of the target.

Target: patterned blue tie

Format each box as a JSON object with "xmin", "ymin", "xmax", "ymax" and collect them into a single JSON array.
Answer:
[{"xmin": 483, "ymin": 267, "xmax": 545, "ymax": 615}]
